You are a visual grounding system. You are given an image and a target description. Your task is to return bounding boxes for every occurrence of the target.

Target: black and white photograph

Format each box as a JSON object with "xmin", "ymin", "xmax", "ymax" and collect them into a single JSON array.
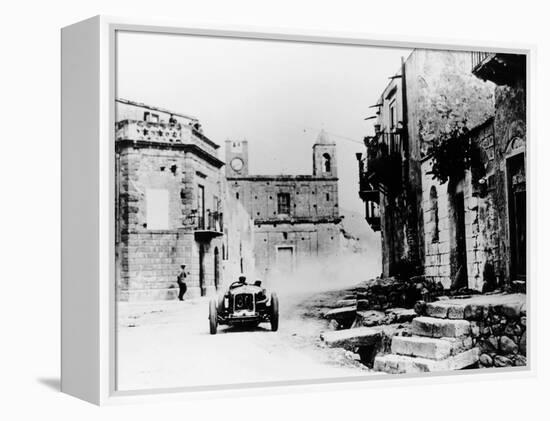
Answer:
[{"xmin": 114, "ymin": 31, "xmax": 527, "ymax": 391}]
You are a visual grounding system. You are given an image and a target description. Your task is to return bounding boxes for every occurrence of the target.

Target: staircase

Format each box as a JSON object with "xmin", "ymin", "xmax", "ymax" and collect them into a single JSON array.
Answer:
[{"xmin": 373, "ymin": 313, "xmax": 479, "ymax": 374}]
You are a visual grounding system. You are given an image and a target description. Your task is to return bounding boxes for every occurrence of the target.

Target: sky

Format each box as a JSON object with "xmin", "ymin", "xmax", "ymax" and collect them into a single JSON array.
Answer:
[{"xmin": 116, "ymin": 31, "xmax": 411, "ymax": 214}]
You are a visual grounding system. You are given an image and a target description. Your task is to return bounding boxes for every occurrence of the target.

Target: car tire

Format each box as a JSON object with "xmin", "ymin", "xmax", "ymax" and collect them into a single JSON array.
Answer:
[
  {"xmin": 270, "ymin": 292, "xmax": 279, "ymax": 332},
  {"xmin": 217, "ymin": 294, "xmax": 225, "ymax": 314},
  {"xmin": 209, "ymin": 299, "xmax": 218, "ymax": 335}
]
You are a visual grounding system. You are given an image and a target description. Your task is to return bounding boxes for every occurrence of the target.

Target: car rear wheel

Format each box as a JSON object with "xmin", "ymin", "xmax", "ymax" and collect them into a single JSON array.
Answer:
[
  {"xmin": 209, "ymin": 299, "xmax": 218, "ymax": 335},
  {"xmin": 270, "ymin": 292, "xmax": 279, "ymax": 332}
]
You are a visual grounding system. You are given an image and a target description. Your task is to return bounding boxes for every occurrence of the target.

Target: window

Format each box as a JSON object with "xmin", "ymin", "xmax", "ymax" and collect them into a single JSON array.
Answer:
[
  {"xmin": 322, "ymin": 153, "xmax": 331, "ymax": 173},
  {"xmin": 430, "ymin": 186, "xmax": 439, "ymax": 243},
  {"xmin": 197, "ymin": 185, "xmax": 205, "ymax": 229},
  {"xmin": 389, "ymin": 100, "xmax": 397, "ymax": 131},
  {"xmin": 145, "ymin": 188, "xmax": 169, "ymax": 230},
  {"xmin": 277, "ymin": 193, "xmax": 290, "ymax": 215},
  {"xmin": 326, "ymin": 193, "xmax": 330, "ymax": 201}
]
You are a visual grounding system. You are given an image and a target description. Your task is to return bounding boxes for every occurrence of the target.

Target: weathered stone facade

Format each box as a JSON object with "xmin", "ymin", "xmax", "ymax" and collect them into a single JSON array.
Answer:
[
  {"xmin": 359, "ymin": 50, "xmax": 526, "ymax": 292},
  {"xmin": 421, "ymin": 53, "xmax": 527, "ymax": 290},
  {"xmin": 115, "ymin": 99, "xmax": 226, "ymax": 301},
  {"xmin": 225, "ymin": 133, "xmax": 343, "ymax": 283}
]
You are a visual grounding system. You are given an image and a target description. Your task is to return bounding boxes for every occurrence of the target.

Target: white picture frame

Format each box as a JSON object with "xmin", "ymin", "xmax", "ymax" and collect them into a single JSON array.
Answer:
[{"xmin": 61, "ymin": 15, "xmax": 534, "ymax": 405}]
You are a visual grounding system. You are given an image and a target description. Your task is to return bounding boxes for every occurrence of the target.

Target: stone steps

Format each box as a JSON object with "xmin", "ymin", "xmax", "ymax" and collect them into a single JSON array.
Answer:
[
  {"xmin": 373, "ymin": 347, "xmax": 480, "ymax": 374},
  {"xmin": 373, "ymin": 313, "xmax": 478, "ymax": 374}
]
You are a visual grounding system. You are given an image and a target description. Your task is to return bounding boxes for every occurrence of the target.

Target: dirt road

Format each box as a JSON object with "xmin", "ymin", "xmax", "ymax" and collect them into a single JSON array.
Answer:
[{"xmin": 116, "ymin": 292, "xmax": 372, "ymax": 391}]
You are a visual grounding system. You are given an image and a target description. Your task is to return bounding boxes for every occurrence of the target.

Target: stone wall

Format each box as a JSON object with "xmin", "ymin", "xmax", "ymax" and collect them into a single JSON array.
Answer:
[
  {"xmin": 463, "ymin": 299, "xmax": 527, "ymax": 368},
  {"xmin": 227, "ymin": 177, "xmax": 339, "ymax": 221},
  {"xmin": 421, "ymin": 160, "xmax": 497, "ymax": 291},
  {"xmin": 491, "ymin": 77, "xmax": 527, "ymax": 284}
]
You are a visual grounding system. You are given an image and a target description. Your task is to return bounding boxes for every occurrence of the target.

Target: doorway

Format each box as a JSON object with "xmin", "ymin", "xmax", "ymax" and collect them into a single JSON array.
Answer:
[
  {"xmin": 199, "ymin": 244, "xmax": 206, "ymax": 296},
  {"xmin": 450, "ymin": 188, "xmax": 468, "ymax": 289},
  {"xmin": 507, "ymin": 154, "xmax": 526, "ymax": 280},
  {"xmin": 214, "ymin": 247, "xmax": 220, "ymax": 290},
  {"xmin": 275, "ymin": 246, "xmax": 294, "ymax": 275}
]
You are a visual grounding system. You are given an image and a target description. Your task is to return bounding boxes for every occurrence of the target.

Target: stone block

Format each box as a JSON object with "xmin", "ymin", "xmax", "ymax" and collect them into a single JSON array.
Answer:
[
  {"xmin": 354, "ymin": 310, "xmax": 386, "ymax": 327},
  {"xmin": 336, "ymin": 299, "xmax": 357, "ymax": 307},
  {"xmin": 373, "ymin": 348, "xmax": 479, "ymax": 374},
  {"xmin": 321, "ymin": 327, "xmax": 383, "ymax": 351},
  {"xmin": 387, "ymin": 308, "xmax": 417, "ymax": 323},
  {"xmin": 325, "ymin": 305, "xmax": 357, "ymax": 329},
  {"xmin": 425, "ymin": 302, "xmax": 466, "ymax": 320},
  {"xmin": 447, "ymin": 305, "xmax": 466, "ymax": 320},
  {"xmin": 426, "ymin": 302, "xmax": 449, "ymax": 318},
  {"xmin": 464, "ymin": 304, "xmax": 484, "ymax": 320},
  {"xmin": 499, "ymin": 303, "xmax": 522, "ymax": 319},
  {"xmin": 493, "ymin": 355, "xmax": 513, "ymax": 368},
  {"xmin": 499, "ymin": 335, "xmax": 518, "ymax": 354},
  {"xmin": 411, "ymin": 317, "xmax": 471, "ymax": 338},
  {"xmin": 479, "ymin": 353, "xmax": 493, "ymax": 367},
  {"xmin": 391, "ymin": 336, "xmax": 452, "ymax": 360}
]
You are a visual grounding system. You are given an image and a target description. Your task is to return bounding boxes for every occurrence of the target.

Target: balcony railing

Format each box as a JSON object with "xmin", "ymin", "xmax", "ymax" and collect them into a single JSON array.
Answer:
[
  {"xmin": 471, "ymin": 52, "xmax": 494, "ymax": 72},
  {"xmin": 116, "ymin": 120, "xmax": 184, "ymax": 144},
  {"xmin": 116, "ymin": 120, "xmax": 220, "ymax": 157},
  {"xmin": 195, "ymin": 210, "xmax": 224, "ymax": 239}
]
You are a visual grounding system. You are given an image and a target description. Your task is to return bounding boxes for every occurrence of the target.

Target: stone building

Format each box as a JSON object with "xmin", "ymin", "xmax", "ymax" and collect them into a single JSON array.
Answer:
[
  {"xmin": 419, "ymin": 52, "xmax": 526, "ymax": 291},
  {"xmin": 115, "ymin": 99, "xmax": 226, "ymax": 300},
  {"xmin": 225, "ymin": 132, "xmax": 342, "ymax": 284},
  {"xmin": 358, "ymin": 49, "xmax": 528, "ymax": 291}
]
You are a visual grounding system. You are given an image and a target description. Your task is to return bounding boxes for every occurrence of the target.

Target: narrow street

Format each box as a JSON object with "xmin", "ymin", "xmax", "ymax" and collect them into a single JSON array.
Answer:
[{"xmin": 116, "ymin": 289, "xmax": 373, "ymax": 391}]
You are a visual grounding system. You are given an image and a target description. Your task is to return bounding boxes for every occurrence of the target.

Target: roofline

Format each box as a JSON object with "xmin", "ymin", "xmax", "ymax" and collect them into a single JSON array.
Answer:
[
  {"xmin": 116, "ymin": 98, "xmax": 199, "ymax": 122},
  {"xmin": 115, "ymin": 139, "xmax": 225, "ymax": 168},
  {"xmin": 227, "ymin": 175, "xmax": 338, "ymax": 182}
]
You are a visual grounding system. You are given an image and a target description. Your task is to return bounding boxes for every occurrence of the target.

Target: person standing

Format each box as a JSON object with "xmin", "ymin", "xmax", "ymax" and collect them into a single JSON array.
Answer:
[{"xmin": 177, "ymin": 265, "xmax": 188, "ymax": 301}]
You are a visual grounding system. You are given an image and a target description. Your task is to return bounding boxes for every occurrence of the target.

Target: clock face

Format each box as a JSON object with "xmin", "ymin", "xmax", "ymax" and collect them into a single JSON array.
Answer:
[{"xmin": 230, "ymin": 157, "xmax": 244, "ymax": 172}]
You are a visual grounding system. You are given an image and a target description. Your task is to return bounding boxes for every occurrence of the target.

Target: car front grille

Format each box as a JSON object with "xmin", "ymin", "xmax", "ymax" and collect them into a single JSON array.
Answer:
[{"xmin": 234, "ymin": 293, "xmax": 254, "ymax": 311}]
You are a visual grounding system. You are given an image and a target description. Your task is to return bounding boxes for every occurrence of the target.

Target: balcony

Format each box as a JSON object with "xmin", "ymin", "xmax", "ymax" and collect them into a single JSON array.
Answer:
[
  {"xmin": 471, "ymin": 52, "xmax": 526, "ymax": 86},
  {"xmin": 358, "ymin": 160, "xmax": 380, "ymax": 204},
  {"xmin": 364, "ymin": 131, "xmax": 404, "ymax": 195},
  {"xmin": 194, "ymin": 210, "xmax": 224, "ymax": 240}
]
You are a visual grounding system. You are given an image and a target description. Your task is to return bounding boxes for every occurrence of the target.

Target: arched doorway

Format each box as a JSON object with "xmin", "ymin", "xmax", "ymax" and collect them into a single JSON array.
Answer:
[{"xmin": 214, "ymin": 247, "xmax": 220, "ymax": 290}]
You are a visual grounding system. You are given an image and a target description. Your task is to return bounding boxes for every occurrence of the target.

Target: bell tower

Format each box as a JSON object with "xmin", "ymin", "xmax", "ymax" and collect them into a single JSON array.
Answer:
[
  {"xmin": 312, "ymin": 130, "xmax": 337, "ymax": 177},
  {"xmin": 225, "ymin": 139, "xmax": 249, "ymax": 177}
]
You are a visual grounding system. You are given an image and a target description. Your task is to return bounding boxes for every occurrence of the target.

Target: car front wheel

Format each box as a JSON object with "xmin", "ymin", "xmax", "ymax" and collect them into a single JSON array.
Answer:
[
  {"xmin": 209, "ymin": 299, "xmax": 218, "ymax": 335},
  {"xmin": 270, "ymin": 292, "xmax": 279, "ymax": 332}
]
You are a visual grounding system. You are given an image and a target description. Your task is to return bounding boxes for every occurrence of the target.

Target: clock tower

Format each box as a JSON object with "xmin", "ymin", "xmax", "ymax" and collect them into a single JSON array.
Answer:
[{"xmin": 225, "ymin": 139, "xmax": 249, "ymax": 177}]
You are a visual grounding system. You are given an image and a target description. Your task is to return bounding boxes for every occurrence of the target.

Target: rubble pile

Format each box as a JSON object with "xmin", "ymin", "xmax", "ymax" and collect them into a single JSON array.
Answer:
[{"xmin": 345, "ymin": 275, "xmax": 445, "ymax": 312}]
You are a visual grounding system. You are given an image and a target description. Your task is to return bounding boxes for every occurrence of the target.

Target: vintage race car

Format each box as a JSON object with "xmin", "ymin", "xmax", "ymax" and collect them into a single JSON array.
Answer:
[{"xmin": 209, "ymin": 280, "xmax": 279, "ymax": 334}]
